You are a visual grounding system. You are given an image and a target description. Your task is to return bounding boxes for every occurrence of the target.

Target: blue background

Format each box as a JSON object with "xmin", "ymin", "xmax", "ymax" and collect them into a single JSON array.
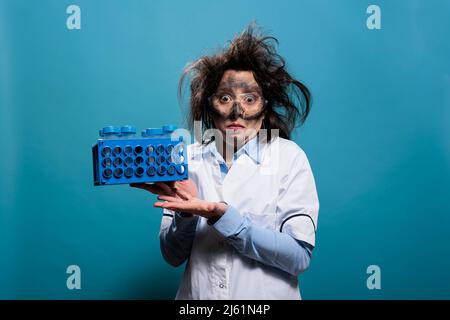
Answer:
[{"xmin": 0, "ymin": 0, "xmax": 449, "ymax": 299}]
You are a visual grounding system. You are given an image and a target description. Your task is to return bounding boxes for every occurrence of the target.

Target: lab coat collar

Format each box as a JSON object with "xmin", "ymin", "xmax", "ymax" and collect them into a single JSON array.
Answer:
[{"xmin": 193, "ymin": 135, "xmax": 266, "ymax": 165}]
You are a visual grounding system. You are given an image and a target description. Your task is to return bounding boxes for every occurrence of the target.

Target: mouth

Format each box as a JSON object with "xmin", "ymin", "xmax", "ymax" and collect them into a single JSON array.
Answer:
[{"xmin": 226, "ymin": 122, "xmax": 245, "ymax": 130}]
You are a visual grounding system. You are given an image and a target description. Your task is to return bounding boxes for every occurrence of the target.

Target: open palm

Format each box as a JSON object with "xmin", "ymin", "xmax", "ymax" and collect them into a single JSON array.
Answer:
[{"xmin": 130, "ymin": 180, "xmax": 226, "ymax": 220}]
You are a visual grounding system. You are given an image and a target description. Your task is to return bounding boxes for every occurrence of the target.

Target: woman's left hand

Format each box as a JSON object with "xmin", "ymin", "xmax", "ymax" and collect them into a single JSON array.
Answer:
[
  {"xmin": 156, "ymin": 195, "xmax": 227, "ymax": 221},
  {"xmin": 131, "ymin": 179, "xmax": 228, "ymax": 221}
]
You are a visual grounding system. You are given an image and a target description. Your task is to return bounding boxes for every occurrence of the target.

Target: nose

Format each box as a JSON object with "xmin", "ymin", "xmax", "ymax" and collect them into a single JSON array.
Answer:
[{"xmin": 230, "ymin": 102, "xmax": 244, "ymax": 120}]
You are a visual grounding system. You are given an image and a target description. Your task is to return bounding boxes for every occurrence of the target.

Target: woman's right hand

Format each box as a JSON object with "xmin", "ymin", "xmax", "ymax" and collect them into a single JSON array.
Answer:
[{"xmin": 130, "ymin": 179, "xmax": 199, "ymax": 205}]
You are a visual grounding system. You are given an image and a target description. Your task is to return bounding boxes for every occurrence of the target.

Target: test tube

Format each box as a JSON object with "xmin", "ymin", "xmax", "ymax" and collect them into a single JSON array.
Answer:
[
  {"xmin": 103, "ymin": 168, "xmax": 113, "ymax": 179},
  {"xmin": 165, "ymin": 145, "xmax": 174, "ymax": 154},
  {"xmin": 146, "ymin": 145, "xmax": 154, "ymax": 155},
  {"xmin": 134, "ymin": 145, "xmax": 143, "ymax": 155},
  {"xmin": 146, "ymin": 166, "xmax": 156, "ymax": 176},
  {"xmin": 157, "ymin": 166, "xmax": 166, "ymax": 176},
  {"xmin": 135, "ymin": 167, "xmax": 144, "ymax": 177},
  {"xmin": 101, "ymin": 146, "xmax": 112, "ymax": 157},
  {"xmin": 124, "ymin": 156, "xmax": 133, "ymax": 167},
  {"xmin": 156, "ymin": 144, "xmax": 165, "ymax": 154},
  {"xmin": 102, "ymin": 158, "xmax": 112, "ymax": 167},
  {"xmin": 124, "ymin": 167, "xmax": 134, "ymax": 178},
  {"xmin": 147, "ymin": 156, "xmax": 156, "ymax": 165},
  {"xmin": 124, "ymin": 145, "xmax": 133, "ymax": 156},
  {"xmin": 176, "ymin": 164, "xmax": 185, "ymax": 175},
  {"xmin": 156, "ymin": 155, "xmax": 165, "ymax": 165},
  {"xmin": 113, "ymin": 157, "xmax": 123, "ymax": 167},
  {"xmin": 167, "ymin": 165, "xmax": 176, "ymax": 175},
  {"xmin": 113, "ymin": 146, "xmax": 122, "ymax": 156},
  {"xmin": 114, "ymin": 168, "xmax": 123, "ymax": 178},
  {"xmin": 134, "ymin": 156, "xmax": 144, "ymax": 166}
]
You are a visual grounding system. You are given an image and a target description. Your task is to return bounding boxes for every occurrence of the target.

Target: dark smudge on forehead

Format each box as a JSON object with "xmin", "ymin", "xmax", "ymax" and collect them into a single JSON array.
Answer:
[{"xmin": 216, "ymin": 77, "xmax": 262, "ymax": 95}]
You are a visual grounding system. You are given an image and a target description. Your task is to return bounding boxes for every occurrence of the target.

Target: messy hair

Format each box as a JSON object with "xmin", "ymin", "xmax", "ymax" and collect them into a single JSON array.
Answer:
[{"xmin": 179, "ymin": 24, "xmax": 312, "ymax": 142}]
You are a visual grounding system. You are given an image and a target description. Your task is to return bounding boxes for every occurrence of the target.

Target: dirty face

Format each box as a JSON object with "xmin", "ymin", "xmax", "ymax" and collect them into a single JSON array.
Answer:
[{"xmin": 209, "ymin": 70, "xmax": 266, "ymax": 146}]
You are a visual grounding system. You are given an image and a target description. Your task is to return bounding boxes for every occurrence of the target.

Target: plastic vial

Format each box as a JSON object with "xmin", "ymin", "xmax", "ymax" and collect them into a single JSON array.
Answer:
[
  {"xmin": 124, "ymin": 145, "xmax": 133, "ymax": 156},
  {"xmin": 113, "ymin": 157, "xmax": 123, "ymax": 167},
  {"xmin": 157, "ymin": 155, "xmax": 165, "ymax": 165},
  {"xmin": 103, "ymin": 168, "xmax": 113, "ymax": 179},
  {"xmin": 102, "ymin": 158, "xmax": 112, "ymax": 167},
  {"xmin": 113, "ymin": 146, "xmax": 122, "ymax": 156},
  {"xmin": 114, "ymin": 168, "xmax": 123, "ymax": 178},
  {"xmin": 124, "ymin": 156, "xmax": 133, "ymax": 167},
  {"xmin": 147, "ymin": 156, "xmax": 156, "ymax": 165},
  {"xmin": 101, "ymin": 146, "xmax": 112, "ymax": 157},
  {"xmin": 134, "ymin": 156, "xmax": 144, "ymax": 166},
  {"xmin": 135, "ymin": 167, "xmax": 145, "ymax": 177},
  {"xmin": 157, "ymin": 166, "xmax": 166, "ymax": 176},
  {"xmin": 134, "ymin": 145, "xmax": 143, "ymax": 155},
  {"xmin": 167, "ymin": 165, "xmax": 176, "ymax": 175},
  {"xmin": 176, "ymin": 164, "xmax": 185, "ymax": 175},
  {"xmin": 147, "ymin": 167, "xmax": 156, "ymax": 176},
  {"xmin": 146, "ymin": 145, "xmax": 155, "ymax": 155},
  {"xmin": 124, "ymin": 167, "xmax": 134, "ymax": 178}
]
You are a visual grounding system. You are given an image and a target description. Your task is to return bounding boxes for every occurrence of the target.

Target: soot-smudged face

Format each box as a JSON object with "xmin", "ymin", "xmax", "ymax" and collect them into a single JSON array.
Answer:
[{"xmin": 209, "ymin": 70, "xmax": 265, "ymax": 146}]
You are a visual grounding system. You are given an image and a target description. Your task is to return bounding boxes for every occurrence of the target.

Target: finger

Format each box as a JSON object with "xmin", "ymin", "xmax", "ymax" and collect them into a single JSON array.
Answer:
[
  {"xmin": 158, "ymin": 201, "xmax": 201, "ymax": 213},
  {"xmin": 154, "ymin": 201, "xmax": 168, "ymax": 208},
  {"xmin": 154, "ymin": 201, "xmax": 185, "ymax": 211},
  {"xmin": 131, "ymin": 183, "xmax": 178, "ymax": 197},
  {"xmin": 153, "ymin": 201, "xmax": 186, "ymax": 210},
  {"xmin": 155, "ymin": 182, "xmax": 176, "ymax": 196},
  {"xmin": 174, "ymin": 187, "xmax": 193, "ymax": 201},
  {"xmin": 130, "ymin": 182, "xmax": 146, "ymax": 189},
  {"xmin": 157, "ymin": 195, "xmax": 182, "ymax": 202},
  {"xmin": 130, "ymin": 183, "xmax": 163, "ymax": 195},
  {"xmin": 165, "ymin": 181, "xmax": 176, "ymax": 189}
]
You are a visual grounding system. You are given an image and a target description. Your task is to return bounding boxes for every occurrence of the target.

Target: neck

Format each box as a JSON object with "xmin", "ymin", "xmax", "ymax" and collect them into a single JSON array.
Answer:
[
  {"xmin": 216, "ymin": 134, "xmax": 257, "ymax": 167},
  {"xmin": 221, "ymin": 140, "xmax": 237, "ymax": 166}
]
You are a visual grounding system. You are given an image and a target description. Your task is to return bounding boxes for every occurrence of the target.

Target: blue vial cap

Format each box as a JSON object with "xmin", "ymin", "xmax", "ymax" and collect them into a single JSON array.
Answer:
[
  {"xmin": 162, "ymin": 125, "xmax": 177, "ymax": 133},
  {"xmin": 120, "ymin": 125, "xmax": 137, "ymax": 134},
  {"xmin": 99, "ymin": 126, "xmax": 121, "ymax": 137},
  {"xmin": 142, "ymin": 128, "xmax": 164, "ymax": 137}
]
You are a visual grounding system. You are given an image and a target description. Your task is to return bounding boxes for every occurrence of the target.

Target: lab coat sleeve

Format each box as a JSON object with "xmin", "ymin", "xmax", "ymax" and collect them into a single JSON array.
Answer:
[
  {"xmin": 275, "ymin": 151, "xmax": 319, "ymax": 247},
  {"xmin": 159, "ymin": 208, "xmax": 199, "ymax": 267},
  {"xmin": 212, "ymin": 206, "xmax": 313, "ymax": 276}
]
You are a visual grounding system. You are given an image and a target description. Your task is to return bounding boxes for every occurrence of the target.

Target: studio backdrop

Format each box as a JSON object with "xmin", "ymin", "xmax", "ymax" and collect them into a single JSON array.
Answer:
[{"xmin": 0, "ymin": 0, "xmax": 449, "ymax": 299}]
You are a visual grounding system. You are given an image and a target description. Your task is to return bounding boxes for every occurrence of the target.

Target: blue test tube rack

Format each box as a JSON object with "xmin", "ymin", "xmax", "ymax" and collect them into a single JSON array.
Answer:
[{"xmin": 92, "ymin": 125, "xmax": 188, "ymax": 186}]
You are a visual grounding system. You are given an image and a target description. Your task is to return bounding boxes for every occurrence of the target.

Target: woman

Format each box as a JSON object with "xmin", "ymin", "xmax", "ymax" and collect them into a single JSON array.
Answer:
[{"xmin": 131, "ymin": 25, "xmax": 319, "ymax": 300}]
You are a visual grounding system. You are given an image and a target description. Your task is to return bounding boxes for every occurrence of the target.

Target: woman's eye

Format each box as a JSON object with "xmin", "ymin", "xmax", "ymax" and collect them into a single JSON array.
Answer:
[
  {"xmin": 244, "ymin": 95, "xmax": 256, "ymax": 104},
  {"xmin": 219, "ymin": 95, "xmax": 232, "ymax": 103}
]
